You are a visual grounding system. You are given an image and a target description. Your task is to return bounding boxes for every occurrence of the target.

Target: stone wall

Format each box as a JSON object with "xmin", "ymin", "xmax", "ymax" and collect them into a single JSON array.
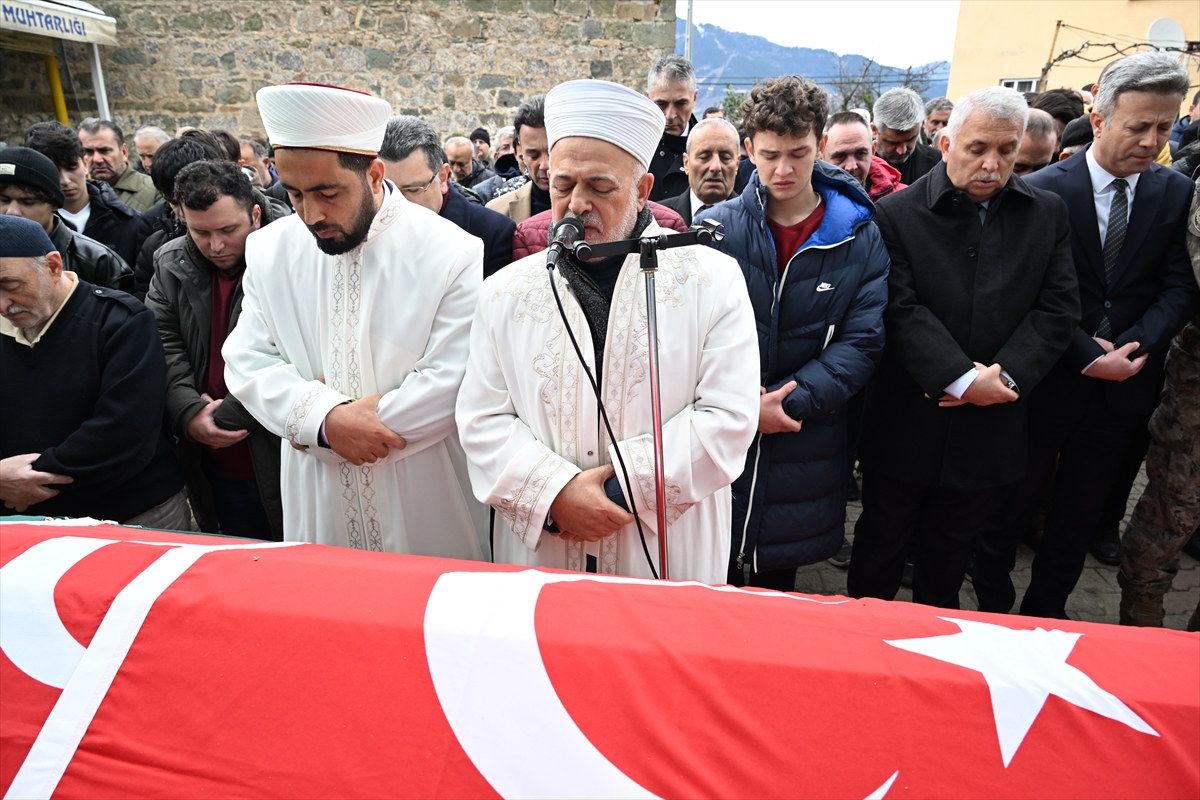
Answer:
[{"xmin": 1, "ymin": 0, "xmax": 674, "ymax": 146}]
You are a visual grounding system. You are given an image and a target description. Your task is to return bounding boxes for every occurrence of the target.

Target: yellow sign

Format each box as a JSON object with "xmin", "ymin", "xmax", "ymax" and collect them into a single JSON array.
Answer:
[{"xmin": 0, "ymin": 0, "xmax": 117, "ymax": 46}]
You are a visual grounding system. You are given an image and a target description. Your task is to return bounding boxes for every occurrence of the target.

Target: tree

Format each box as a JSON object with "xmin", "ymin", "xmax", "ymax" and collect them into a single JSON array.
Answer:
[
  {"xmin": 828, "ymin": 58, "xmax": 943, "ymax": 112},
  {"xmin": 721, "ymin": 84, "xmax": 748, "ymax": 126}
]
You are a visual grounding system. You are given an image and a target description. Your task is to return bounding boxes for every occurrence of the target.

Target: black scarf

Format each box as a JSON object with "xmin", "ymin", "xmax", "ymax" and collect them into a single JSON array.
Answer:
[{"xmin": 555, "ymin": 204, "xmax": 654, "ymax": 379}]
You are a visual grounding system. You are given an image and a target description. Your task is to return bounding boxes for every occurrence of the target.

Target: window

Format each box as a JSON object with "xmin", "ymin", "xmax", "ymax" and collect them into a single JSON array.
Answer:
[{"xmin": 1000, "ymin": 78, "xmax": 1039, "ymax": 93}]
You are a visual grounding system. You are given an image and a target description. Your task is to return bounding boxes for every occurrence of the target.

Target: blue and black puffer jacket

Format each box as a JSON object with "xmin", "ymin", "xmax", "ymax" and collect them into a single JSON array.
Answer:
[{"xmin": 704, "ymin": 159, "xmax": 889, "ymax": 574}]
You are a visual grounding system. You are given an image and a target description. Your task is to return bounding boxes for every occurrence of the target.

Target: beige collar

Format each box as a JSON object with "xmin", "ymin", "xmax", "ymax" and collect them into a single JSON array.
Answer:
[{"xmin": 0, "ymin": 272, "xmax": 79, "ymax": 348}]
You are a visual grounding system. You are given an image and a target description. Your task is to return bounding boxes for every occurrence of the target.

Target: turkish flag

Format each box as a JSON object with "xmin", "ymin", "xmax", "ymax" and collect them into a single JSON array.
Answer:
[{"xmin": 1, "ymin": 522, "xmax": 1196, "ymax": 799}]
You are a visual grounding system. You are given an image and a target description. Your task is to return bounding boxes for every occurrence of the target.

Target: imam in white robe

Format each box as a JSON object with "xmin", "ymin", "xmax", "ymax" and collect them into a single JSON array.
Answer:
[
  {"xmin": 225, "ymin": 184, "xmax": 487, "ymax": 558},
  {"xmin": 456, "ymin": 219, "xmax": 760, "ymax": 583}
]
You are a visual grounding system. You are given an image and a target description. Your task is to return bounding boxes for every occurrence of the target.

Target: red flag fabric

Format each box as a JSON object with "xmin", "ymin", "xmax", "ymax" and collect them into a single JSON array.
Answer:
[{"xmin": 1, "ymin": 521, "xmax": 1196, "ymax": 799}]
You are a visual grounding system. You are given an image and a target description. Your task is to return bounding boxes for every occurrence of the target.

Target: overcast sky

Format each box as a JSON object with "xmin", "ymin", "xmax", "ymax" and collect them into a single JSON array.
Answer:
[{"xmin": 674, "ymin": 0, "xmax": 963, "ymax": 67}]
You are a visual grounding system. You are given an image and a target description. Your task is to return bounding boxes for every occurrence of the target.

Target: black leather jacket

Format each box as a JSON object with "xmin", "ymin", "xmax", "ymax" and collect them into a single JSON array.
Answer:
[{"xmin": 48, "ymin": 216, "xmax": 134, "ymax": 293}]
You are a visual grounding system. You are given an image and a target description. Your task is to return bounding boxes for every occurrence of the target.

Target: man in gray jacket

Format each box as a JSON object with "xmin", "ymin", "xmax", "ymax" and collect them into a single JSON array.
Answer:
[{"xmin": 145, "ymin": 159, "xmax": 290, "ymax": 539}]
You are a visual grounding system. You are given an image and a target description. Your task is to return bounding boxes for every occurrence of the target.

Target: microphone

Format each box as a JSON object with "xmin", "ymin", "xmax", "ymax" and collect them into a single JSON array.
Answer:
[{"xmin": 545, "ymin": 215, "xmax": 585, "ymax": 269}]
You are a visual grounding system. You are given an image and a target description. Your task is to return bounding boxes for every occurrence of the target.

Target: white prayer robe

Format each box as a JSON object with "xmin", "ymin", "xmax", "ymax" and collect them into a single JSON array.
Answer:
[
  {"xmin": 224, "ymin": 184, "xmax": 487, "ymax": 558},
  {"xmin": 456, "ymin": 220, "xmax": 760, "ymax": 583}
]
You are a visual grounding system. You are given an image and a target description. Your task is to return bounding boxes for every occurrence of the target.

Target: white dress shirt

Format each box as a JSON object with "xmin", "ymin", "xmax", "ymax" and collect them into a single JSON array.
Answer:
[
  {"xmin": 690, "ymin": 189, "xmax": 710, "ymax": 222},
  {"xmin": 1085, "ymin": 145, "xmax": 1138, "ymax": 244}
]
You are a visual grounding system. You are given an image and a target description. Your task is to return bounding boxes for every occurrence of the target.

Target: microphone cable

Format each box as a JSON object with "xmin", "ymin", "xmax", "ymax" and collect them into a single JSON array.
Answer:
[{"xmin": 545, "ymin": 250, "xmax": 659, "ymax": 580}]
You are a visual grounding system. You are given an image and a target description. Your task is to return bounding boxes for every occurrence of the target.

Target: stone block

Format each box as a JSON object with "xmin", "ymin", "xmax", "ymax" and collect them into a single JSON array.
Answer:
[
  {"xmin": 478, "ymin": 74, "xmax": 508, "ymax": 89},
  {"xmin": 379, "ymin": 13, "xmax": 408, "ymax": 34},
  {"xmin": 443, "ymin": 93, "xmax": 456, "ymax": 108},
  {"xmin": 275, "ymin": 52, "xmax": 304, "ymax": 72},
  {"xmin": 365, "ymin": 47, "xmax": 394, "ymax": 69},
  {"xmin": 590, "ymin": 59, "xmax": 612, "ymax": 78},
  {"xmin": 497, "ymin": 89, "xmax": 524, "ymax": 106},
  {"xmin": 111, "ymin": 47, "xmax": 146, "ymax": 65},
  {"xmin": 215, "ymin": 85, "xmax": 251, "ymax": 104},
  {"xmin": 202, "ymin": 9, "xmax": 235, "ymax": 29},
  {"xmin": 191, "ymin": 53, "xmax": 218, "ymax": 68},
  {"xmin": 173, "ymin": 13, "xmax": 203, "ymax": 30},
  {"xmin": 527, "ymin": 0, "xmax": 554, "ymax": 14},
  {"xmin": 582, "ymin": 19, "xmax": 604, "ymax": 39},
  {"xmin": 450, "ymin": 18, "xmax": 484, "ymax": 38},
  {"xmin": 220, "ymin": 52, "xmax": 237, "ymax": 70},
  {"xmin": 180, "ymin": 78, "xmax": 203, "ymax": 98},
  {"xmin": 615, "ymin": 2, "xmax": 655, "ymax": 21},
  {"xmin": 243, "ymin": 13, "xmax": 263, "ymax": 31}
]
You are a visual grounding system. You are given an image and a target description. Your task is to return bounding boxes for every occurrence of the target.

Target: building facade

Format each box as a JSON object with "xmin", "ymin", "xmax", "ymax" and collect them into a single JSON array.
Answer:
[
  {"xmin": 947, "ymin": 1, "xmax": 1197, "ymax": 106},
  {"xmin": 1, "ymin": 0, "xmax": 675, "ymax": 145}
]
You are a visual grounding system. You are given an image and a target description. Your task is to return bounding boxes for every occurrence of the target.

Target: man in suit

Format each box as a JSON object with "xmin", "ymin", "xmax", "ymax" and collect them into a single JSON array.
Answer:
[
  {"xmin": 873, "ymin": 88, "xmax": 943, "ymax": 186},
  {"xmin": 380, "ymin": 116, "xmax": 516, "ymax": 278},
  {"xmin": 848, "ymin": 86, "xmax": 1080, "ymax": 609},
  {"xmin": 660, "ymin": 118, "xmax": 740, "ymax": 225},
  {"xmin": 972, "ymin": 52, "xmax": 1200, "ymax": 619}
]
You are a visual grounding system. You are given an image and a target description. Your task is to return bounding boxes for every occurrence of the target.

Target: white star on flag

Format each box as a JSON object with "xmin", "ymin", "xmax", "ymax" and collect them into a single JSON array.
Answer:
[{"xmin": 886, "ymin": 617, "xmax": 1158, "ymax": 767}]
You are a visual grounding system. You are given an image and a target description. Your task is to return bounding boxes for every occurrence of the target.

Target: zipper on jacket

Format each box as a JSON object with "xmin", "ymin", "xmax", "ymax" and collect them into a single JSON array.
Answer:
[{"xmin": 736, "ymin": 433, "xmax": 764, "ymax": 570}]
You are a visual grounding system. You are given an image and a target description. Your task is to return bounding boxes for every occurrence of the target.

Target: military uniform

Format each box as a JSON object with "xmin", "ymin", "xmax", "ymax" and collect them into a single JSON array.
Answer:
[{"xmin": 1118, "ymin": 179, "xmax": 1200, "ymax": 630}]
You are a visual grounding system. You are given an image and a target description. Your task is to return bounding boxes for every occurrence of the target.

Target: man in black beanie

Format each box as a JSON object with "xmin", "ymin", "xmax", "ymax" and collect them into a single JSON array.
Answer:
[
  {"xmin": 0, "ymin": 214, "xmax": 187, "ymax": 527},
  {"xmin": 0, "ymin": 147, "xmax": 132, "ymax": 292},
  {"xmin": 470, "ymin": 127, "xmax": 492, "ymax": 167}
]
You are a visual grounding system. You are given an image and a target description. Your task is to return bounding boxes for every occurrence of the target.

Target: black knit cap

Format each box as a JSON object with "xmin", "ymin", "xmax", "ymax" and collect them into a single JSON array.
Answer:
[
  {"xmin": 0, "ymin": 215, "xmax": 57, "ymax": 257},
  {"xmin": 470, "ymin": 127, "xmax": 490, "ymax": 145},
  {"xmin": 1060, "ymin": 116, "xmax": 1093, "ymax": 149},
  {"xmin": 0, "ymin": 147, "xmax": 67, "ymax": 208}
]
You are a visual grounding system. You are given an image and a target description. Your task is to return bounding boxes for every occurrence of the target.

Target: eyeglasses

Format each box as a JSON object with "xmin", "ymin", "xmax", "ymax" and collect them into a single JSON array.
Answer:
[{"xmin": 399, "ymin": 173, "xmax": 438, "ymax": 198}]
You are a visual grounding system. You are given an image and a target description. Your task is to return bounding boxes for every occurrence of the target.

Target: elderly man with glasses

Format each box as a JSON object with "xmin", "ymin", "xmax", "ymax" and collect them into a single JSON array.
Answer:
[{"xmin": 380, "ymin": 116, "xmax": 516, "ymax": 278}]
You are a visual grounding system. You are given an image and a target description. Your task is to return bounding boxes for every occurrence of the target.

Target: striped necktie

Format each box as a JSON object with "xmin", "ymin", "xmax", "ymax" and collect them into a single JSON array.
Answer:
[{"xmin": 1096, "ymin": 178, "xmax": 1128, "ymax": 339}]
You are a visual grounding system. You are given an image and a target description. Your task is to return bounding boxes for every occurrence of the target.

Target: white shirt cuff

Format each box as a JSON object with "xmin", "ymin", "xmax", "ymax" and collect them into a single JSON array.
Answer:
[
  {"xmin": 944, "ymin": 368, "xmax": 979, "ymax": 399},
  {"xmin": 1082, "ymin": 354, "xmax": 1105, "ymax": 374}
]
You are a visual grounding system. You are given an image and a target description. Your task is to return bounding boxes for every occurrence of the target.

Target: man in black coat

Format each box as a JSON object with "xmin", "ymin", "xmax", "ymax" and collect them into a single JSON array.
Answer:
[
  {"xmin": 24, "ymin": 122, "xmax": 142, "ymax": 268},
  {"xmin": 850, "ymin": 87, "xmax": 1081, "ymax": 609},
  {"xmin": 145, "ymin": 161, "xmax": 288, "ymax": 540},
  {"xmin": 873, "ymin": 88, "xmax": 943, "ymax": 186},
  {"xmin": 0, "ymin": 216, "xmax": 187, "ymax": 528},
  {"xmin": 0, "ymin": 147, "xmax": 132, "ymax": 292},
  {"xmin": 659, "ymin": 117, "xmax": 741, "ymax": 225},
  {"xmin": 380, "ymin": 116, "xmax": 516, "ymax": 277},
  {"xmin": 646, "ymin": 54, "xmax": 698, "ymax": 202},
  {"xmin": 972, "ymin": 53, "xmax": 1200, "ymax": 619}
]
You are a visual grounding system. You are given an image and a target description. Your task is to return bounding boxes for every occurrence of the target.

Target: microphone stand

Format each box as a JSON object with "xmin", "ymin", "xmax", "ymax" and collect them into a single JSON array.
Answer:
[{"xmin": 571, "ymin": 220, "xmax": 723, "ymax": 580}]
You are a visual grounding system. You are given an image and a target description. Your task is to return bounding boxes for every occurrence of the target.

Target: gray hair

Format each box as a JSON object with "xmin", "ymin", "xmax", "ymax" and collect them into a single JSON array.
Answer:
[
  {"xmin": 239, "ymin": 136, "xmax": 268, "ymax": 159},
  {"xmin": 647, "ymin": 54, "xmax": 696, "ymax": 92},
  {"xmin": 1025, "ymin": 108, "xmax": 1057, "ymax": 142},
  {"xmin": 28, "ymin": 254, "xmax": 48, "ymax": 273},
  {"xmin": 78, "ymin": 117, "xmax": 124, "ymax": 147},
  {"xmin": 135, "ymin": 125, "xmax": 170, "ymax": 144},
  {"xmin": 687, "ymin": 117, "xmax": 739, "ymax": 153},
  {"xmin": 946, "ymin": 86, "xmax": 1029, "ymax": 141},
  {"xmin": 379, "ymin": 113, "xmax": 446, "ymax": 173},
  {"xmin": 379, "ymin": 116, "xmax": 445, "ymax": 174},
  {"xmin": 496, "ymin": 125, "xmax": 515, "ymax": 144},
  {"xmin": 1094, "ymin": 52, "xmax": 1190, "ymax": 119},
  {"xmin": 924, "ymin": 96, "xmax": 954, "ymax": 116},
  {"xmin": 873, "ymin": 88, "xmax": 925, "ymax": 132},
  {"xmin": 444, "ymin": 135, "xmax": 473, "ymax": 151}
]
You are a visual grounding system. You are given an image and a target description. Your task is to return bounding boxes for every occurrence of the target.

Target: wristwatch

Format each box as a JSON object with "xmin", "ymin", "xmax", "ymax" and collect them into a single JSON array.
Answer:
[{"xmin": 1001, "ymin": 374, "xmax": 1019, "ymax": 394}]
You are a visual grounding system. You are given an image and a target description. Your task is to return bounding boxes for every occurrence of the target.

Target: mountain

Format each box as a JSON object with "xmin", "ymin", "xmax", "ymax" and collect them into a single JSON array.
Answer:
[{"xmin": 675, "ymin": 20, "xmax": 950, "ymax": 111}]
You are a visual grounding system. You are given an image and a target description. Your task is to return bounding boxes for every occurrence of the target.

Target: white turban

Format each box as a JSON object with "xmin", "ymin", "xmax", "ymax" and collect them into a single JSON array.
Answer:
[
  {"xmin": 545, "ymin": 79, "xmax": 665, "ymax": 170},
  {"xmin": 256, "ymin": 83, "xmax": 391, "ymax": 156}
]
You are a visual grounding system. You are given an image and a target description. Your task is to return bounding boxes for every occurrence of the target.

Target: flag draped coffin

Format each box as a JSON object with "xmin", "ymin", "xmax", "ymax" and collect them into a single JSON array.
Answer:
[{"xmin": 1, "ymin": 521, "xmax": 1197, "ymax": 799}]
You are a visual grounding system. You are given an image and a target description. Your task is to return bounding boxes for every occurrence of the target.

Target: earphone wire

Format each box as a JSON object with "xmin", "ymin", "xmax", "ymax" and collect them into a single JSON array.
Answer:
[{"xmin": 546, "ymin": 257, "xmax": 659, "ymax": 579}]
